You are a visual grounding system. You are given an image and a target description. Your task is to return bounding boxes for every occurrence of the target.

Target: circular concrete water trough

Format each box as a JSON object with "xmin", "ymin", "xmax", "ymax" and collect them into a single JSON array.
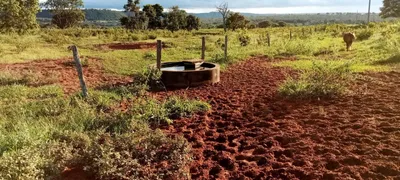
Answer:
[{"xmin": 159, "ymin": 60, "xmax": 220, "ymax": 88}]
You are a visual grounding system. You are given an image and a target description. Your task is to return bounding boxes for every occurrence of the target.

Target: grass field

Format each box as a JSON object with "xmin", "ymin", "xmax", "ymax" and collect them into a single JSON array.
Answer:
[{"xmin": 1, "ymin": 22, "xmax": 400, "ymax": 179}]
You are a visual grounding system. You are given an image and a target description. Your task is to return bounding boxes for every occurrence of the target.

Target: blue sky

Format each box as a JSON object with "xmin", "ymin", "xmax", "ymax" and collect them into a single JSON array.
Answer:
[{"xmin": 40, "ymin": 0, "xmax": 383, "ymax": 14}]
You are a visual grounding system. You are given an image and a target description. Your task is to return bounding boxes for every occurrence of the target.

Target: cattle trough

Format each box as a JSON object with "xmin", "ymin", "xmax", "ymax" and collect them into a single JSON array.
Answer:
[
  {"xmin": 160, "ymin": 60, "xmax": 220, "ymax": 88},
  {"xmin": 154, "ymin": 38, "xmax": 220, "ymax": 88}
]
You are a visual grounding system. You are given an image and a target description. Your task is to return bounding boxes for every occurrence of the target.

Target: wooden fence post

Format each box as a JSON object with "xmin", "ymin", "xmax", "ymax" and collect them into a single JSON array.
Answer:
[
  {"xmin": 290, "ymin": 30, "xmax": 292, "ymax": 40},
  {"xmin": 69, "ymin": 45, "xmax": 88, "ymax": 98},
  {"xmin": 157, "ymin": 40, "xmax": 162, "ymax": 69},
  {"xmin": 224, "ymin": 35, "xmax": 228, "ymax": 61},
  {"xmin": 201, "ymin": 36, "xmax": 206, "ymax": 60},
  {"xmin": 267, "ymin": 33, "xmax": 271, "ymax": 47}
]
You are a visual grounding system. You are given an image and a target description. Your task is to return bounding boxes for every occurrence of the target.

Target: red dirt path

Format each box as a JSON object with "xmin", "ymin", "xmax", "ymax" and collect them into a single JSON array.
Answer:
[
  {"xmin": 155, "ymin": 57, "xmax": 400, "ymax": 179},
  {"xmin": 0, "ymin": 58, "xmax": 131, "ymax": 94}
]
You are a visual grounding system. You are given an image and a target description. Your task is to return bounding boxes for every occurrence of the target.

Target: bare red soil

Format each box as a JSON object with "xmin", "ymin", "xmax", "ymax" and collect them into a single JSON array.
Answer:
[
  {"xmin": 97, "ymin": 42, "xmax": 160, "ymax": 50},
  {"xmin": 0, "ymin": 58, "xmax": 131, "ymax": 94},
  {"xmin": 155, "ymin": 57, "xmax": 400, "ymax": 179}
]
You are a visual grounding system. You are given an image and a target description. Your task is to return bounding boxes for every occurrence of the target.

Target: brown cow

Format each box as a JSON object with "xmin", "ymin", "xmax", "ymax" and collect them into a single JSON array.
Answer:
[{"xmin": 343, "ymin": 32, "xmax": 356, "ymax": 51}]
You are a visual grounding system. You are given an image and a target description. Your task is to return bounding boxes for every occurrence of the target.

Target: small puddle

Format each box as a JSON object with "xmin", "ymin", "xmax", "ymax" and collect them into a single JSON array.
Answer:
[
  {"xmin": 161, "ymin": 66, "xmax": 185, "ymax": 71},
  {"xmin": 161, "ymin": 66, "xmax": 214, "ymax": 71}
]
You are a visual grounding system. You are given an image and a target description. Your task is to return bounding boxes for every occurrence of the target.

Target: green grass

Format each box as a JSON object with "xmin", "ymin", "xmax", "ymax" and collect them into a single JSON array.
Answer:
[
  {"xmin": 0, "ymin": 81, "xmax": 210, "ymax": 178},
  {"xmin": 278, "ymin": 61, "xmax": 353, "ymax": 98},
  {"xmin": 1, "ymin": 24, "xmax": 399, "ymax": 73}
]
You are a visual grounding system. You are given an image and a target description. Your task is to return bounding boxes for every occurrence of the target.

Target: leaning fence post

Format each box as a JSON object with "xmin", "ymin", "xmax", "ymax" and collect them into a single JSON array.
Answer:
[
  {"xmin": 267, "ymin": 33, "xmax": 271, "ymax": 47},
  {"xmin": 201, "ymin": 36, "xmax": 206, "ymax": 60},
  {"xmin": 69, "ymin": 45, "xmax": 88, "ymax": 98},
  {"xmin": 157, "ymin": 40, "xmax": 162, "ymax": 70}
]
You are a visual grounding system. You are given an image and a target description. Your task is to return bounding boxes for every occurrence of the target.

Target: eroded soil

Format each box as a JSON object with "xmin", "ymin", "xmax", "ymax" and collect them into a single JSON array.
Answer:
[
  {"xmin": 0, "ymin": 58, "xmax": 131, "ymax": 94},
  {"xmin": 155, "ymin": 57, "xmax": 400, "ymax": 179},
  {"xmin": 96, "ymin": 42, "xmax": 160, "ymax": 50}
]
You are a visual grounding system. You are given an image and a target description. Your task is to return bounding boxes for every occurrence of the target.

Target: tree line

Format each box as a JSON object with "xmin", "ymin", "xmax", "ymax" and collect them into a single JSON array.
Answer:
[
  {"xmin": 1, "ymin": 0, "xmax": 400, "ymax": 33},
  {"xmin": 119, "ymin": 1, "xmax": 200, "ymax": 32}
]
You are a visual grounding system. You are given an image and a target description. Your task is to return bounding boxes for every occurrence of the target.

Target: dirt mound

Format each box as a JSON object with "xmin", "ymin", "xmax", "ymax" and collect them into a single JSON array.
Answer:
[
  {"xmin": 97, "ymin": 42, "xmax": 160, "ymax": 50},
  {"xmin": 0, "ymin": 58, "xmax": 132, "ymax": 94},
  {"xmin": 155, "ymin": 58, "xmax": 400, "ymax": 179}
]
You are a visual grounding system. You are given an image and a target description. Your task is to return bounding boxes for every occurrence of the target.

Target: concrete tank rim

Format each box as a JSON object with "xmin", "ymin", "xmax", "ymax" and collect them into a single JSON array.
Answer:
[{"xmin": 150, "ymin": 61, "xmax": 220, "ymax": 73}]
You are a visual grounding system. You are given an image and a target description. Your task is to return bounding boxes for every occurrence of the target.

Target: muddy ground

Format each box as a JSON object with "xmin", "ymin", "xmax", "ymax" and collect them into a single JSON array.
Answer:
[
  {"xmin": 1, "ymin": 56, "xmax": 399, "ymax": 179},
  {"xmin": 96, "ymin": 42, "xmax": 162, "ymax": 50},
  {"xmin": 155, "ymin": 57, "xmax": 400, "ymax": 180},
  {"xmin": 0, "ymin": 58, "xmax": 131, "ymax": 94}
]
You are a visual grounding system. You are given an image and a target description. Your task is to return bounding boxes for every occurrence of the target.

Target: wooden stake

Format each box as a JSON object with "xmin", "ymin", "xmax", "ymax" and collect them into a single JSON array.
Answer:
[
  {"xmin": 290, "ymin": 30, "xmax": 292, "ymax": 40},
  {"xmin": 224, "ymin": 35, "xmax": 228, "ymax": 61},
  {"xmin": 69, "ymin": 45, "xmax": 88, "ymax": 98},
  {"xmin": 267, "ymin": 33, "xmax": 271, "ymax": 47},
  {"xmin": 201, "ymin": 37, "xmax": 206, "ymax": 60},
  {"xmin": 157, "ymin": 40, "xmax": 162, "ymax": 69}
]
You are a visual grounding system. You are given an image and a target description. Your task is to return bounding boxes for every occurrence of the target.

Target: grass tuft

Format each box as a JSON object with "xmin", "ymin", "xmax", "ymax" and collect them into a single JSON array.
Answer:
[{"xmin": 279, "ymin": 61, "xmax": 352, "ymax": 98}]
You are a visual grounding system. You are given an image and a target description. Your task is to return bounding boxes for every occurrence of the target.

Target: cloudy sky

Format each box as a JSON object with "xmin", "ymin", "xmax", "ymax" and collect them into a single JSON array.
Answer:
[{"xmin": 40, "ymin": 0, "xmax": 383, "ymax": 14}]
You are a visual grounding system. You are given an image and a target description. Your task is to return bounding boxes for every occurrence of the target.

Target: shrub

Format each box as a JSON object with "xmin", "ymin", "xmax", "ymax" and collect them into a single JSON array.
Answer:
[
  {"xmin": 41, "ymin": 33, "xmax": 71, "ymax": 44},
  {"xmin": 215, "ymin": 38, "xmax": 225, "ymax": 50},
  {"xmin": 143, "ymin": 51, "xmax": 156, "ymax": 60},
  {"xmin": 82, "ymin": 90, "xmax": 121, "ymax": 111},
  {"xmin": 256, "ymin": 33, "xmax": 269, "ymax": 45},
  {"xmin": 162, "ymin": 42, "xmax": 176, "ymax": 48},
  {"xmin": 84, "ymin": 131, "xmax": 191, "ymax": 180},
  {"xmin": 279, "ymin": 62, "xmax": 352, "ymax": 98},
  {"xmin": 148, "ymin": 34, "xmax": 157, "ymax": 40},
  {"xmin": 238, "ymin": 32, "xmax": 251, "ymax": 46},
  {"xmin": 141, "ymin": 35, "xmax": 149, "ymax": 41},
  {"xmin": 163, "ymin": 96, "xmax": 211, "ymax": 119},
  {"xmin": 131, "ymin": 99, "xmax": 172, "ymax": 125},
  {"xmin": 357, "ymin": 29, "xmax": 374, "ymax": 41},
  {"xmin": 130, "ymin": 35, "xmax": 140, "ymax": 41},
  {"xmin": 0, "ymin": 148, "xmax": 45, "ymax": 180},
  {"xmin": 134, "ymin": 67, "xmax": 163, "ymax": 91},
  {"xmin": 15, "ymin": 41, "xmax": 31, "ymax": 53}
]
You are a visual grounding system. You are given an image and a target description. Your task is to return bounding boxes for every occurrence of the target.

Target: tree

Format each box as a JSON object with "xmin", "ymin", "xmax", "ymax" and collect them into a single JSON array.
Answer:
[
  {"xmin": 216, "ymin": 3, "xmax": 230, "ymax": 32},
  {"xmin": 186, "ymin": 15, "xmax": 200, "ymax": 31},
  {"xmin": 0, "ymin": 0, "xmax": 40, "ymax": 33},
  {"xmin": 41, "ymin": 0, "xmax": 85, "ymax": 29},
  {"xmin": 143, "ymin": 4, "xmax": 164, "ymax": 29},
  {"xmin": 165, "ymin": 6, "xmax": 187, "ymax": 32},
  {"xmin": 277, "ymin": 21, "xmax": 287, "ymax": 27},
  {"xmin": 227, "ymin": 12, "xmax": 249, "ymax": 31},
  {"xmin": 258, "ymin": 20, "xmax": 272, "ymax": 28},
  {"xmin": 380, "ymin": 0, "xmax": 400, "ymax": 18},
  {"xmin": 120, "ymin": 0, "xmax": 149, "ymax": 30}
]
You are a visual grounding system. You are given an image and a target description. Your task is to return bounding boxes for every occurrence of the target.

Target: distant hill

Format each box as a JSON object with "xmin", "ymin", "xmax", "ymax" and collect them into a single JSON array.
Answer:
[
  {"xmin": 37, "ymin": 9, "xmax": 126, "ymax": 21},
  {"xmin": 196, "ymin": 12, "xmax": 384, "ymax": 26},
  {"xmin": 37, "ymin": 9, "xmax": 385, "ymax": 27},
  {"xmin": 191, "ymin": 12, "xmax": 273, "ymax": 19}
]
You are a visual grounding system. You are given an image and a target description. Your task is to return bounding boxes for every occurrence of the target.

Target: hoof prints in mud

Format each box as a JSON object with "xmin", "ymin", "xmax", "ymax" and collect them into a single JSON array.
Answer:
[{"xmin": 156, "ymin": 57, "xmax": 400, "ymax": 179}]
